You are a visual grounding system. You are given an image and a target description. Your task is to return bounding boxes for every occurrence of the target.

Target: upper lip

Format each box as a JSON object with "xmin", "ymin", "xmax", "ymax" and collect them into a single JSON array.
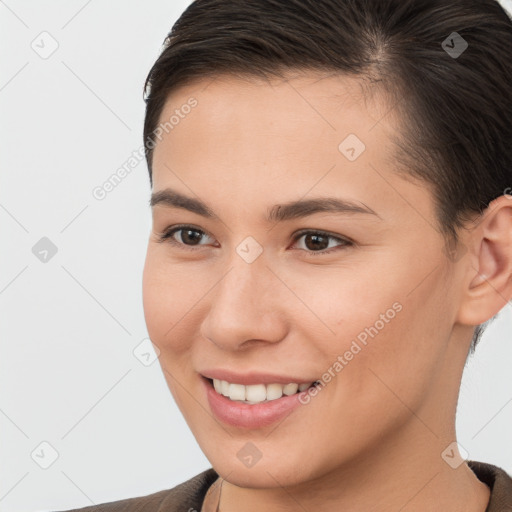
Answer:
[{"xmin": 200, "ymin": 368, "xmax": 317, "ymax": 386}]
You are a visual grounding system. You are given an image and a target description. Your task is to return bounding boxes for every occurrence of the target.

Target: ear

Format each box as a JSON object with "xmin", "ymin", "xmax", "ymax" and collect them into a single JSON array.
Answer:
[{"xmin": 456, "ymin": 194, "xmax": 512, "ymax": 326}]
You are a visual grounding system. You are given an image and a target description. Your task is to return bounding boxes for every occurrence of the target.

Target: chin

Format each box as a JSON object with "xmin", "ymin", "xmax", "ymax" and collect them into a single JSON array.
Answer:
[{"xmin": 215, "ymin": 459, "xmax": 312, "ymax": 489}]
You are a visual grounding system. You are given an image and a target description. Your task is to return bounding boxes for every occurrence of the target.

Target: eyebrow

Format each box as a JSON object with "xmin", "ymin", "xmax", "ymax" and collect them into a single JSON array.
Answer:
[{"xmin": 149, "ymin": 188, "xmax": 381, "ymax": 223}]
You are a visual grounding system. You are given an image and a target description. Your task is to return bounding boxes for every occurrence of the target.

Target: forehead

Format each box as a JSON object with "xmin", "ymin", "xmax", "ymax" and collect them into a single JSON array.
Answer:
[
  {"xmin": 150, "ymin": 72, "xmax": 435, "ymax": 233},
  {"xmin": 156, "ymin": 71, "xmax": 393, "ymax": 151},
  {"xmin": 153, "ymin": 72, "xmax": 395, "ymax": 177}
]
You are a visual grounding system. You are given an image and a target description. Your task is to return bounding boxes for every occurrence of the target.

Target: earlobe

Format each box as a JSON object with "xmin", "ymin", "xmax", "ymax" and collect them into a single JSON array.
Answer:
[{"xmin": 456, "ymin": 195, "xmax": 512, "ymax": 326}]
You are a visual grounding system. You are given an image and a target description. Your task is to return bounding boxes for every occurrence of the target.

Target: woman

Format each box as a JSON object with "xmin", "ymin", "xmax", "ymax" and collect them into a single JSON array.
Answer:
[{"xmin": 59, "ymin": 0, "xmax": 512, "ymax": 510}]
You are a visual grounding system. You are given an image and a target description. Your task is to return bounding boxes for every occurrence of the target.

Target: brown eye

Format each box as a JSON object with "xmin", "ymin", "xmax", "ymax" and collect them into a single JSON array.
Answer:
[
  {"xmin": 292, "ymin": 230, "xmax": 353, "ymax": 256},
  {"xmin": 303, "ymin": 233, "xmax": 330, "ymax": 251},
  {"xmin": 158, "ymin": 225, "xmax": 217, "ymax": 249},
  {"xmin": 177, "ymin": 228, "xmax": 205, "ymax": 245}
]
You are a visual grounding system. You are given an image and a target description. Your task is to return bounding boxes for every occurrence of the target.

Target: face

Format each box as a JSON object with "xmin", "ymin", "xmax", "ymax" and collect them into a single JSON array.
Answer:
[{"xmin": 142, "ymin": 72, "xmax": 468, "ymax": 488}]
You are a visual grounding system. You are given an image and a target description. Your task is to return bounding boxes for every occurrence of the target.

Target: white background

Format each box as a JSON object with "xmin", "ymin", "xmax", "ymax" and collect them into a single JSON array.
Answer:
[{"xmin": 1, "ymin": 1, "xmax": 511, "ymax": 511}]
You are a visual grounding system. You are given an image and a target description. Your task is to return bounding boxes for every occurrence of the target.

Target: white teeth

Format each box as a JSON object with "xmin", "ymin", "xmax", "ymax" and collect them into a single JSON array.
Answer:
[
  {"xmin": 228, "ymin": 383, "xmax": 246, "ymax": 401},
  {"xmin": 220, "ymin": 380, "xmax": 230, "ymax": 396},
  {"xmin": 246, "ymin": 384, "xmax": 267, "ymax": 402},
  {"xmin": 283, "ymin": 383, "xmax": 299, "ymax": 395},
  {"xmin": 266, "ymin": 383, "xmax": 283, "ymax": 400},
  {"xmin": 212, "ymin": 379, "xmax": 313, "ymax": 404}
]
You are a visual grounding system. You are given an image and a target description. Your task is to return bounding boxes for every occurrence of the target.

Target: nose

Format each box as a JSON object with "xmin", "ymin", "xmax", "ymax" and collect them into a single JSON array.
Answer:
[{"xmin": 200, "ymin": 256, "xmax": 288, "ymax": 351}]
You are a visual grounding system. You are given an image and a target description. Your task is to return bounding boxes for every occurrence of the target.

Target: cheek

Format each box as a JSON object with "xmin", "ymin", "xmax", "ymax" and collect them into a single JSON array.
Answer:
[
  {"xmin": 142, "ymin": 253, "xmax": 166, "ymax": 342},
  {"xmin": 142, "ymin": 250, "xmax": 213, "ymax": 355},
  {"xmin": 282, "ymin": 258, "xmax": 402, "ymax": 347},
  {"xmin": 142, "ymin": 251, "xmax": 184, "ymax": 350},
  {"xmin": 302, "ymin": 256, "xmax": 447, "ymax": 395},
  {"xmin": 142, "ymin": 254, "xmax": 205, "ymax": 409},
  {"xmin": 334, "ymin": 266, "xmax": 452, "ymax": 419}
]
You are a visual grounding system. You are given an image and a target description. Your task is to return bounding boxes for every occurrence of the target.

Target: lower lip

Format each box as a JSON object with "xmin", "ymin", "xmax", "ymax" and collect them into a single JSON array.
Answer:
[{"xmin": 203, "ymin": 378, "xmax": 305, "ymax": 429}]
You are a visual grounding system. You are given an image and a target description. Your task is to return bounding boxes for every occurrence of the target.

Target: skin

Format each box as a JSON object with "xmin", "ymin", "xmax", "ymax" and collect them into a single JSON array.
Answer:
[{"xmin": 142, "ymin": 71, "xmax": 512, "ymax": 511}]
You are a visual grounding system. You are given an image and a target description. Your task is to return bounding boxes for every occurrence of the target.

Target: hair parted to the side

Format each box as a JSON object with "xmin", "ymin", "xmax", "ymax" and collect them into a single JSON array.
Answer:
[{"xmin": 142, "ymin": 0, "xmax": 512, "ymax": 354}]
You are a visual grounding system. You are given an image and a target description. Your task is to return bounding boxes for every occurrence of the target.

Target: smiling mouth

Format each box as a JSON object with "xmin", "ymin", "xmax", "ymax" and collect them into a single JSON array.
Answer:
[{"xmin": 206, "ymin": 377, "xmax": 320, "ymax": 405}]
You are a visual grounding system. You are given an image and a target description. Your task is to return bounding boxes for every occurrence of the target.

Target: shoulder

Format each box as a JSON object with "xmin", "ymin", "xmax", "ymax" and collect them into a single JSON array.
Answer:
[
  {"xmin": 52, "ymin": 468, "xmax": 219, "ymax": 512},
  {"xmin": 468, "ymin": 460, "xmax": 512, "ymax": 511}
]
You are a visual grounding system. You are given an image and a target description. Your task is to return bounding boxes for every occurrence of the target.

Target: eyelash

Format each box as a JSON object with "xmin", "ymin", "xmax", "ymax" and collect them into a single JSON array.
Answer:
[{"xmin": 157, "ymin": 224, "xmax": 354, "ymax": 256}]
